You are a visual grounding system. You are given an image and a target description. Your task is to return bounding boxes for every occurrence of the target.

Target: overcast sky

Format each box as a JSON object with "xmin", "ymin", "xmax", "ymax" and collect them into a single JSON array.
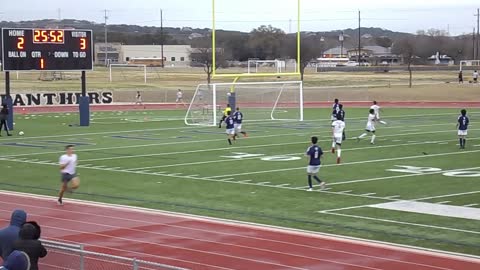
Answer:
[{"xmin": 1, "ymin": 0, "xmax": 478, "ymax": 35}]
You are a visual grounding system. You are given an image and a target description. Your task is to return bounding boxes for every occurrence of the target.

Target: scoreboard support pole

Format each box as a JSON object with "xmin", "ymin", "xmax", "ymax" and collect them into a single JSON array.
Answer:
[
  {"xmin": 3, "ymin": 72, "xmax": 14, "ymax": 131},
  {"xmin": 79, "ymin": 71, "xmax": 90, "ymax": 126}
]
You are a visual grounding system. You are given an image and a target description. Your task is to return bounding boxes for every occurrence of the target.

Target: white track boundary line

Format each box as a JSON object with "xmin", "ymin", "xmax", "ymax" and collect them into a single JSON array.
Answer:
[{"xmin": 0, "ymin": 190, "xmax": 479, "ymax": 263}]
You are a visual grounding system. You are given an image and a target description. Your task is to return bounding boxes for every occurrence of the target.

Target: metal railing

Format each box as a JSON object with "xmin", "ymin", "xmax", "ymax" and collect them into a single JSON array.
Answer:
[{"xmin": 40, "ymin": 240, "xmax": 189, "ymax": 270}]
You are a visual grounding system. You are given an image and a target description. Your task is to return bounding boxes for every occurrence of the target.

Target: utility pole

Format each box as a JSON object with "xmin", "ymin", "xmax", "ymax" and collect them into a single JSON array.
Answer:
[
  {"xmin": 160, "ymin": 9, "xmax": 165, "ymax": 68},
  {"xmin": 339, "ymin": 31, "xmax": 344, "ymax": 58},
  {"xmin": 358, "ymin": 10, "xmax": 361, "ymax": 64},
  {"xmin": 289, "ymin": 19, "xmax": 292, "ymax": 34},
  {"xmin": 476, "ymin": 8, "xmax": 480, "ymax": 59},
  {"xmin": 474, "ymin": 27, "xmax": 476, "ymax": 60},
  {"xmin": 104, "ymin": 9, "xmax": 109, "ymax": 66},
  {"xmin": 57, "ymin": 8, "xmax": 61, "ymax": 20}
]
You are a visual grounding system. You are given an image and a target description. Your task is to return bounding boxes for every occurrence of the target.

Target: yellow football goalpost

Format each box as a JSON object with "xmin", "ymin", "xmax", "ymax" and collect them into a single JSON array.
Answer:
[{"xmin": 211, "ymin": 0, "xmax": 302, "ymax": 79}]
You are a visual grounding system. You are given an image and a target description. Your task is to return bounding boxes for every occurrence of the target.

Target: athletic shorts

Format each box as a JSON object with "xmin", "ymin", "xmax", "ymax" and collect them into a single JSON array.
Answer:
[
  {"xmin": 333, "ymin": 135, "xmax": 343, "ymax": 145},
  {"xmin": 61, "ymin": 173, "xmax": 77, "ymax": 183},
  {"xmin": 226, "ymin": 128, "xmax": 235, "ymax": 135},
  {"xmin": 366, "ymin": 123, "xmax": 376, "ymax": 132},
  {"xmin": 458, "ymin": 130, "xmax": 468, "ymax": 136},
  {"xmin": 307, "ymin": 165, "xmax": 320, "ymax": 174},
  {"xmin": 176, "ymin": 98, "xmax": 183, "ymax": 102},
  {"xmin": 234, "ymin": 123, "xmax": 242, "ymax": 131}
]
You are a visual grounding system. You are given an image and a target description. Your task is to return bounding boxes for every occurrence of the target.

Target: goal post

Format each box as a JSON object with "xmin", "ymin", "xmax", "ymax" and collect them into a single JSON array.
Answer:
[
  {"xmin": 459, "ymin": 60, "xmax": 480, "ymax": 72},
  {"xmin": 109, "ymin": 64, "xmax": 147, "ymax": 83},
  {"xmin": 184, "ymin": 81, "xmax": 304, "ymax": 126},
  {"xmin": 247, "ymin": 59, "xmax": 284, "ymax": 74}
]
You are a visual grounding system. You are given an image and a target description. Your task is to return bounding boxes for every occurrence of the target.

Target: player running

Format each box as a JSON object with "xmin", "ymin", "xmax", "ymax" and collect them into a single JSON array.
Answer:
[
  {"xmin": 338, "ymin": 104, "xmax": 346, "ymax": 140},
  {"xmin": 176, "ymin": 89, "xmax": 186, "ymax": 108},
  {"xmin": 357, "ymin": 109, "xmax": 377, "ymax": 145},
  {"xmin": 218, "ymin": 104, "xmax": 232, "ymax": 128},
  {"xmin": 305, "ymin": 136, "xmax": 326, "ymax": 191},
  {"xmin": 225, "ymin": 111, "xmax": 235, "ymax": 145},
  {"xmin": 370, "ymin": 101, "xmax": 387, "ymax": 125},
  {"xmin": 135, "ymin": 91, "xmax": 143, "ymax": 105},
  {"xmin": 233, "ymin": 107, "xmax": 248, "ymax": 138},
  {"xmin": 331, "ymin": 98, "xmax": 340, "ymax": 121},
  {"xmin": 457, "ymin": 109, "xmax": 469, "ymax": 149},
  {"xmin": 57, "ymin": 145, "xmax": 80, "ymax": 205},
  {"xmin": 331, "ymin": 115, "xmax": 346, "ymax": 164}
]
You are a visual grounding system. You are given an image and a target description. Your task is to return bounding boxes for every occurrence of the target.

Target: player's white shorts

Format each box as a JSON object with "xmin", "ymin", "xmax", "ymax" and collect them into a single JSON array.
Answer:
[
  {"xmin": 307, "ymin": 165, "xmax": 320, "ymax": 174},
  {"xmin": 333, "ymin": 134, "xmax": 343, "ymax": 145},
  {"xmin": 136, "ymin": 97, "xmax": 142, "ymax": 103},
  {"xmin": 176, "ymin": 97, "xmax": 183, "ymax": 102},
  {"xmin": 366, "ymin": 123, "xmax": 376, "ymax": 132},
  {"xmin": 234, "ymin": 123, "xmax": 242, "ymax": 132},
  {"xmin": 458, "ymin": 130, "xmax": 468, "ymax": 136},
  {"xmin": 226, "ymin": 128, "xmax": 235, "ymax": 135}
]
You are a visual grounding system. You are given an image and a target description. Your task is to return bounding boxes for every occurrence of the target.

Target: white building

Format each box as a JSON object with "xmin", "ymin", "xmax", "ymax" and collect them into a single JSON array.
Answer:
[{"xmin": 120, "ymin": 45, "xmax": 192, "ymax": 67}]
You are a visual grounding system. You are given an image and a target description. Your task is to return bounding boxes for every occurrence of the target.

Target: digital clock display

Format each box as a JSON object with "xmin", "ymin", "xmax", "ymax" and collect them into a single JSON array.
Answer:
[
  {"xmin": 33, "ymin": 30, "xmax": 64, "ymax": 44},
  {"xmin": 1, "ymin": 28, "xmax": 93, "ymax": 71}
]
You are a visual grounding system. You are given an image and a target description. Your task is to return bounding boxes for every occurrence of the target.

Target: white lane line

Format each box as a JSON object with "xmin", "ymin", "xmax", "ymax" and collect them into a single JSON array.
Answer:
[
  {"xmin": 361, "ymin": 193, "xmax": 377, "ymax": 196},
  {"xmin": 339, "ymin": 190, "xmax": 353, "ymax": 193},
  {"xmin": 256, "ymin": 182, "xmax": 271, "ymax": 185},
  {"xmin": 463, "ymin": 204, "xmax": 479, "ymax": 207},
  {"xmin": 385, "ymin": 195, "xmax": 401, "ymax": 199}
]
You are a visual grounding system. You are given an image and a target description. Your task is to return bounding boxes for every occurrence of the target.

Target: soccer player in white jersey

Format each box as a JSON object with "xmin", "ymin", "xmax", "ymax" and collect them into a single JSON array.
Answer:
[
  {"xmin": 57, "ymin": 145, "xmax": 80, "ymax": 205},
  {"xmin": 370, "ymin": 101, "xmax": 387, "ymax": 125},
  {"xmin": 331, "ymin": 114, "xmax": 346, "ymax": 164},
  {"xmin": 176, "ymin": 89, "xmax": 186, "ymax": 108},
  {"xmin": 357, "ymin": 109, "xmax": 377, "ymax": 144}
]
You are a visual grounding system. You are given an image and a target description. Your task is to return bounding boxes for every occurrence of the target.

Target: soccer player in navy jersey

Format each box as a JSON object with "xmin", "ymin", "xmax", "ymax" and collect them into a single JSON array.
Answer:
[
  {"xmin": 233, "ymin": 107, "xmax": 248, "ymax": 138},
  {"xmin": 331, "ymin": 99, "xmax": 340, "ymax": 121},
  {"xmin": 305, "ymin": 136, "xmax": 326, "ymax": 191},
  {"xmin": 337, "ymin": 104, "xmax": 346, "ymax": 140},
  {"xmin": 457, "ymin": 109, "xmax": 469, "ymax": 149},
  {"xmin": 225, "ymin": 111, "xmax": 235, "ymax": 145}
]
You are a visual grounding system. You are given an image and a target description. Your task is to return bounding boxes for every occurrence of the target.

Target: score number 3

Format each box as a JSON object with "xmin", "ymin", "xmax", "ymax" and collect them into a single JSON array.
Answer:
[{"xmin": 80, "ymin": 38, "xmax": 87, "ymax": 50}]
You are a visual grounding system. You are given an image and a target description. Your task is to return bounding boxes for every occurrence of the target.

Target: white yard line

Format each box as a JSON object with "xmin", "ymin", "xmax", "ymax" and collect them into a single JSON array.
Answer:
[
  {"xmin": 2, "ymin": 120, "xmax": 477, "ymax": 159},
  {"xmin": 463, "ymin": 204, "xmax": 479, "ymax": 207},
  {"xmin": 209, "ymin": 149, "xmax": 480, "ymax": 178}
]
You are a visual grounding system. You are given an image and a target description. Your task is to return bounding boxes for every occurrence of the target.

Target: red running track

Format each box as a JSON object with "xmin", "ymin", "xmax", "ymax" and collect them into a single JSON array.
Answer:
[{"xmin": 0, "ymin": 191, "xmax": 479, "ymax": 270}]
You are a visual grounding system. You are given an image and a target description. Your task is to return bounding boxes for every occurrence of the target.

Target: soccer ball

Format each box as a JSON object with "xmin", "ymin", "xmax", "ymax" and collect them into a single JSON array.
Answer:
[{"xmin": 18, "ymin": 131, "xmax": 24, "ymax": 136}]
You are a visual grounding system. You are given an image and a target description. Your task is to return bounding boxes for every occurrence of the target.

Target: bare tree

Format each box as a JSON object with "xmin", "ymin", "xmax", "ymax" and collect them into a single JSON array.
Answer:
[
  {"xmin": 285, "ymin": 35, "xmax": 323, "ymax": 81},
  {"xmin": 190, "ymin": 37, "xmax": 226, "ymax": 84},
  {"xmin": 392, "ymin": 37, "xmax": 416, "ymax": 88}
]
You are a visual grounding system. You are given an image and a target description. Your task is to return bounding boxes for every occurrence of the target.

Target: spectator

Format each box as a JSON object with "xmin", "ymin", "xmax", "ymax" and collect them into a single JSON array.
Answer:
[
  {"xmin": 473, "ymin": 70, "xmax": 479, "ymax": 83},
  {"xmin": 0, "ymin": 250, "xmax": 30, "ymax": 270},
  {"xmin": 0, "ymin": 210, "xmax": 27, "ymax": 259},
  {"xmin": 458, "ymin": 71, "xmax": 463, "ymax": 84},
  {"xmin": 13, "ymin": 223, "xmax": 47, "ymax": 270}
]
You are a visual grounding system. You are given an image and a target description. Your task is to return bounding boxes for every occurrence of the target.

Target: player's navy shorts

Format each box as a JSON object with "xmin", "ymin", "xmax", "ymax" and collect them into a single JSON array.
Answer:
[{"xmin": 61, "ymin": 173, "xmax": 77, "ymax": 183}]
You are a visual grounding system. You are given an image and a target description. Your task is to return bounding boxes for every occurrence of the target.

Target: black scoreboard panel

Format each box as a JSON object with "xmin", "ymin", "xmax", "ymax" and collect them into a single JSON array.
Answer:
[{"xmin": 1, "ymin": 28, "xmax": 93, "ymax": 71}]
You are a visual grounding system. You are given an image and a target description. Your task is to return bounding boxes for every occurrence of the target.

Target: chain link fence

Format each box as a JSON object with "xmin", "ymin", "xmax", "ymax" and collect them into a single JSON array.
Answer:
[{"xmin": 40, "ymin": 240, "xmax": 189, "ymax": 270}]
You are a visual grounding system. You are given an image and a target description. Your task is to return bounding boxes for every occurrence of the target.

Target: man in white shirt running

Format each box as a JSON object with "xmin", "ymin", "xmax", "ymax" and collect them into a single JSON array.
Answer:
[
  {"xmin": 357, "ymin": 109, "xmax": 377, "ymax": 144},
  {"xmin": 370, "ymin": 101, "xmax": 387, "ymax": 125},
  {"xmin": 57, "ymin": 145, "xmax": 80, "ymax": 205},
  {"xmin": 331, "ymin": 114, "xmax": 346, "ymax": 164}
]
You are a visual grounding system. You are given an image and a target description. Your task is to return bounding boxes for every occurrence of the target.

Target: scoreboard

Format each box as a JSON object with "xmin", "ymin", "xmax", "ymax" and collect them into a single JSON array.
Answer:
[{"xmin": 1, "ymin": 28, "xmax": 93, "ymax": 71}]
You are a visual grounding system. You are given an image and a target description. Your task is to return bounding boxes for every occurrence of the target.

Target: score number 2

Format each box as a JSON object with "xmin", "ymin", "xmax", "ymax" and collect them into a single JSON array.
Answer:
[{"xmin": 17, "ymin": 37, "xmax": 25, "ymax": 49}]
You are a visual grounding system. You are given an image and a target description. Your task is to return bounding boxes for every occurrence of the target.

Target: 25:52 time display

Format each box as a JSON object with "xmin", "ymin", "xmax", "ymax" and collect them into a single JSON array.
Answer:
[{"xmin": 33, "ymin": 30, "xmax": 64, "ymax": 44}]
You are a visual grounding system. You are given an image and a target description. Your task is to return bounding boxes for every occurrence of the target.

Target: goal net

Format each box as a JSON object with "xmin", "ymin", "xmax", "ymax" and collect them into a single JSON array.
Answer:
[
  {"xmin": 109, "ymin": 64, "xmax": 147, "ymax": 83},
  {"xmin": 184, "ymin": 81, "xmax": 303, "ymax": 126}
]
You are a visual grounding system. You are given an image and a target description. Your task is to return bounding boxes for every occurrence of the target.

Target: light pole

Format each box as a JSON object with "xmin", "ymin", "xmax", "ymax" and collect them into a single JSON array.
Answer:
[{"xmin": 339, "ymin": 32, "xmax": 344, "ymax": 58}]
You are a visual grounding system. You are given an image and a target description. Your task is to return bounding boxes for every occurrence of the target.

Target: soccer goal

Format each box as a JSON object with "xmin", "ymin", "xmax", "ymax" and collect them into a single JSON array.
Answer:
[
  {"xmin": 184, "ymin": 81, "xmax": 303, "ymax": 126},
  {"xmin": 460, "ymin": 60, "xmax": 480, "ymax": 72},
  {"xmin": 109, "ymin": 64, "xmax": 147, "ymax": 83}
]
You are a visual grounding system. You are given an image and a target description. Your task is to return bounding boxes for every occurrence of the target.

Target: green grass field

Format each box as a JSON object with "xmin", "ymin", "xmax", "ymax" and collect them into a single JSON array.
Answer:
[{"xmin": 0, "ymin": 107, "xmax": 479, "ymax": 256}]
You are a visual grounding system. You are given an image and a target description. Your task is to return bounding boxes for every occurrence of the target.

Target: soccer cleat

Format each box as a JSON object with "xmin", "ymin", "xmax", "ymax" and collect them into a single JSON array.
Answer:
[
  {"xmin": 331, "ymin": 148, "xmax": 335, "ymax": 154},
  {"xmin": 356, "ymin": 137, "xmax": 360, "ymax": 142},
  {"xmin": 307, "ymin": 188, "xmax": 313, "ymax": 191},
  {"xmin": 57, "ymin": 198, "xmax": 63, "ymax": 205},
  {"xmin": 337, "ymin": 157, "xmax": 341, "ymax": 164},
  {"xmin": 319, "ymin": 182, "xmax": 326, "ymax": 190}
]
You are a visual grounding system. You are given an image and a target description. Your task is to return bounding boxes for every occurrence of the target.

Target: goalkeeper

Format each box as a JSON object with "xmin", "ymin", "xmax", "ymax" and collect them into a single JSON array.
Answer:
[{"xmin": 218, "ymin": 104, "xmax": 232, "ymax": 128}]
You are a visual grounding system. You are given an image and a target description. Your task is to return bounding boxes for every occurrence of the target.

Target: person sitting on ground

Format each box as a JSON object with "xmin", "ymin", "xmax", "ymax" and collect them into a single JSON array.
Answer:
[
  {"xmin": 0, "ymin": 250, "xmax": 31, "ymax": 270},
  {"xmin": 13, "ymin": 223, "xmax": 47, "ymax": 270},
  {"xmin": 0, "ymin": 210, "xmax": 27, "ymax": 260}
]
